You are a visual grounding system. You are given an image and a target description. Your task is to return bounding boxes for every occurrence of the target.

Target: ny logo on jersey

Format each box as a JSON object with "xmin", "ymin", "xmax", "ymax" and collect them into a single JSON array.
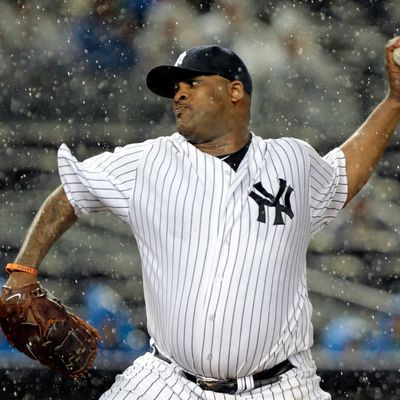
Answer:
[{"xmin": 249, "ymin": 179, "xmax": 294, "ymax": 225}]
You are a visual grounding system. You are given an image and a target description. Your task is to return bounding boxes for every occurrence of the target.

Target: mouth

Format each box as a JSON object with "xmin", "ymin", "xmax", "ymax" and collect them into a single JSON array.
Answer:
[{"xmin": 174, "ymin": 105, "xmax": 189, "ymax": 118}]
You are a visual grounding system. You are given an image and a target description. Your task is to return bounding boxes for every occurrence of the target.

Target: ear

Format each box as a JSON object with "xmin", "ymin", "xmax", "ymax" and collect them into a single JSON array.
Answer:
[{"xmin": 229, "ymin": 81, "xmax": 245, "ymax": 103}]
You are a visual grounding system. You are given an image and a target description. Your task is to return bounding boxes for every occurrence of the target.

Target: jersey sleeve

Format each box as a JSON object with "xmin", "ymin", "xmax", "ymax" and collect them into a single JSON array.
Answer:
[
  {"xmin": 307, "ymin": 144, "xmax": 348, "ymax": 236},
  {"xmin": 57, "ymin": 142, "xmax": 147, "ymax": 223}
]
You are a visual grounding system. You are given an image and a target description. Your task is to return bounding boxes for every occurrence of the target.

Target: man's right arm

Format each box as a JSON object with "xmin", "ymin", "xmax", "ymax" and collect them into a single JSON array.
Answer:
[{"xmin": 6, "ymin": 185, "xmax": 77, "ymax": 287}]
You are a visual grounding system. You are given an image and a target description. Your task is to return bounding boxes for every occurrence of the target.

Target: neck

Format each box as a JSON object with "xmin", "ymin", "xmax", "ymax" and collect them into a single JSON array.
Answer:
[{"xmin": 191, "ymin": 130, "xmax": 251, "ymax": 157}]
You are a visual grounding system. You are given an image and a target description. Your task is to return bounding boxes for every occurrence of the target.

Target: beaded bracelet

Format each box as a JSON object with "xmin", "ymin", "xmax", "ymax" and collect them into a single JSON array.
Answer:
[{"xmin": 5, "ymin": 263, "xmax": 38, "ymax": 276}]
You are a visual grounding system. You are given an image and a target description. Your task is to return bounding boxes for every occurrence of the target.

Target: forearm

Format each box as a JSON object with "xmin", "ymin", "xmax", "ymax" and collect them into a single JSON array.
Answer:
[
  {"xmin": 340, "ymin": 96, "xmax": 400, "ymax": 204},
  {"xmin": 340, "ymin": 37, "xmax": 400, "ymax": 205},
  {"xmin": 15, "ymin": 185, "xmax": 77, "ymax": 269}
]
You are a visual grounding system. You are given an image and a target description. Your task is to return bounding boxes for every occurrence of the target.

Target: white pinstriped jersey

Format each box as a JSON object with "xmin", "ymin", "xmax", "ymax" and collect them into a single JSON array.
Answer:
[{"xmin": 58, "ymin": 132, "xmax": 347, "ymax": 380}]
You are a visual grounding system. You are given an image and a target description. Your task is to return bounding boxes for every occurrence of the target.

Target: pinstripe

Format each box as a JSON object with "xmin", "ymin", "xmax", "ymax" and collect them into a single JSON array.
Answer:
[
  {"xmin": 295, "ymin": 375, "xmax": 308, "ymax": 399},
  {"xmin": 196, "ymin": 152, "xmax": 223, "ymax": 376},
  {"xmin": 225, "ymin": 194, "xmax": 254, "ymax": 375},
  {"xmin": 198, "ymin": 156, "xmax": 224, "ymax": 376},
  {"xmin": 120, "ymin": 392, "xmax": 131, "ymax": 400},
  {"xmin": 107, "ymin": 388, "xmax": 120, "ymax": 400},
  {"xmin": 128, "ymin": 368, "xmax": 154, "ymax": 395},
  {"xmin": 289, "ymin": 376, "xmax": 299, "ymax": 399},
  {"xmin": 170, "ymin": 156, "xmax": 194, "ymax": 359},
  {"xmin": 247, "ymin": 141, "xmax": 277, "ymax": 373},
  {"xmin": 272, "ymin": 144, "xmax": 293, "ymax": 341},
  {"xmin": 260, "ymin": 142, "xmax": 293, "ymax": 366},
  {"xmin": 167, "ymin": 376, "xmax": 185, "ymax": 400},
  {"xmin": 131, "ymin": 143, "xmax": 162, "ymax": 348},
  {"xmin": 147, "ymin": 146, "xmax": 172, "ymax": 354},
  {"xmin": 59, "ymin": 134, "xmax": 345, "ymax": 400},
  {"xmin": 242, "ymin": 141, "xmax": 274, "ymax": 370},
  {"xmin": 179, "ymin": 149, "xmax": 208, "ymax": 371},
  {"xmin": 276, "ymin": 140, "xmax": 309, "ymax": 357},
  {"xmin": 164, "ymin": 152, "xmax": 184, "ymax": 350},
  {"xmin": 296, "ymin": 353, "xmax": 316, "ymax": 400},
  {"xmin": 242, "ymin": 200, "xmax": 269, "ymax": 375},
  {"xmin": 157, "ymin": 145, "xmax": 178, "ymax": 351},
  {"xmin": 302, "ymin": 355, "xmax": 321, "ymax": 400},
  {"xmin": 105, "ymin": 364, "xmax": 148, "ymax": 400},
  {"xmin": 138, "ymin": 368, "xmax": 174, "ymax": 399},
  {"xmin": 219, "ymin": 190, "xmax": 249, "ymax": 375},
  {"xmin": 262, "ymin": 147, "xmax": 286, "ymax": 364}
]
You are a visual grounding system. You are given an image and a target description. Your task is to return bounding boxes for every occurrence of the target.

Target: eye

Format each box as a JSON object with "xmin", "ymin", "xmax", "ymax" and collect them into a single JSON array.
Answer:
[
  {"xmin": 189, "ymin": 79, "xmax": 201, "ymax": 87},
  {"xmin": 173, "ymin": 79, "xmax": 200, "ymax": 94}
]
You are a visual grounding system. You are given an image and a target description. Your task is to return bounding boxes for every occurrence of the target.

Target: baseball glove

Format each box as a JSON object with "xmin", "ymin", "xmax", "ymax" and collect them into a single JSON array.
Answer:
[{"xmin": 0, "ymin": 282, "xmax": 100, "ymax": 378}]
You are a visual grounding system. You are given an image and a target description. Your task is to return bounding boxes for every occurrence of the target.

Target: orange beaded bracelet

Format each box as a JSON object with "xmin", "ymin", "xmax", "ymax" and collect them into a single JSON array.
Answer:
[{"xmin": 5, "ymin": 263, "xmax": 38, "ymax": 276}]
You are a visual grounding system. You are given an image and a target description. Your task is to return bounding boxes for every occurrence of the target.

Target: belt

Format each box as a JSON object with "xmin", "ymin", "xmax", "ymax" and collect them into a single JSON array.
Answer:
[{"xmin": 153, "ymin": 348, "xmax": 294, "ymax": 395}]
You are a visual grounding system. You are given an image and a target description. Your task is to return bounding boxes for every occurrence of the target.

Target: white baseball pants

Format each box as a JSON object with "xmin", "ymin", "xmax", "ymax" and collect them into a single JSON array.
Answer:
[{"xmin": 99, "ymin": 350, "xmax": 331, "ymax": 400}]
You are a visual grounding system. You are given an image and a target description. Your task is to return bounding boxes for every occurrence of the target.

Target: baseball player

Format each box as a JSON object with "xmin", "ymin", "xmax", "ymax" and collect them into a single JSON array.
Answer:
[{"xmin": 1, "ymin": 38, "xmax": 400, "ymax": 400}]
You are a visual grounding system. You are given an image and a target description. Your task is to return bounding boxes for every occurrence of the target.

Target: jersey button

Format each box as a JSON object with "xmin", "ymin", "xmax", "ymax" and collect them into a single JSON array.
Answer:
[
  {"xmin": 224, "ymin": 171, "xmax": 230, "ymax": 176},
  {"xmin": 209, "ymin": 314, "xmax": 215, "ymax": 321},
  {"xmin": 207, "ymin": 354, "xmax": 213, "ymax": 361}
]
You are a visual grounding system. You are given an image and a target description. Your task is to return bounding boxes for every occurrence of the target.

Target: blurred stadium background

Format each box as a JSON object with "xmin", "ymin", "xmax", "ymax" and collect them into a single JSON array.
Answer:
[{"xmin": 0, "ymin": 0, "xmax": 399, "ymax": 398}]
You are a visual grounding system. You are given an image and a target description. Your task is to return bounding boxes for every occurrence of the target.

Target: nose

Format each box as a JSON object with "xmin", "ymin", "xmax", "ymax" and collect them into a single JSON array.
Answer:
[{"xmin": 173, "ymin": 82, "xmax": 189, "ymax": 103}]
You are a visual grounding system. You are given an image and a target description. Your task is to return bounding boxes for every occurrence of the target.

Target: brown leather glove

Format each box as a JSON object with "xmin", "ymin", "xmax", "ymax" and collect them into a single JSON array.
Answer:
[{"xmin": 0, "ymin": 282, "xmax": 100, "ymax": 378}]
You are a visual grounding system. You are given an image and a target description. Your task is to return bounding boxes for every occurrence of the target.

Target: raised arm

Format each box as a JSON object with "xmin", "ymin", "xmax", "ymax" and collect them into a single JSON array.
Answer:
[
  {"xmin": 340, "ymin": 37, "xmax": 400, "ymax": 205},
  {"xmin": 6, "ymin": 185, "xmax": 77, "ymax": 287}
]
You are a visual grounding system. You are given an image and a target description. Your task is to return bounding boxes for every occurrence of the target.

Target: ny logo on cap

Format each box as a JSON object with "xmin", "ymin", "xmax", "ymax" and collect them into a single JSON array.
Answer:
[{"xmin": 175, "ymin": 51, "xmax": 187, "ymax": 66}]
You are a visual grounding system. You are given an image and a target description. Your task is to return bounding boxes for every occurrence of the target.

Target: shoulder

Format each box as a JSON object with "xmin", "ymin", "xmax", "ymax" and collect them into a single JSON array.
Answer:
[
  {"xmin": 93, "ymin": 136, "xmax": 174, "ymax": 158},
  {"xmin": 114, "ymin": 136, "xmax": 167, "ymax": 154},
  {"xmin": 268, "ymin": 137, "xmax": 314, "ymax": 151},
  {"xmin": 111, "ymin": 135, "xmax": 186, "ymax": 168},
  {"xmin": 121, "ymin": 133, "xmax": 183, "ymax": 152},
  {"xmin": 253, "ymin": 133, "xmax": 311, "ymax": 148},
  {"xmin": 58, "ymin": 135, "xmax": 174, "ymax": 169},
  {"xmin": 254, "ymin": 135, "xmax": 317, "ymax": 159}
]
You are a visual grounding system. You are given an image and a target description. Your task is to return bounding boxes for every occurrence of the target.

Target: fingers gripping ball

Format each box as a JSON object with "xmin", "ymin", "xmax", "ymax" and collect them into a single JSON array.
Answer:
[
  {"xmin": 0, "ymin": 283, "xmax": 100, "ymax": 377},
  {"xmin": 393, "ymin": 48, "xmax": 400, "ymax": 67}
]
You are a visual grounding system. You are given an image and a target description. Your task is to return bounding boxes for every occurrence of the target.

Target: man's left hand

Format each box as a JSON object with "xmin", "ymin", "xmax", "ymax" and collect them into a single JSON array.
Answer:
[{"xmin": 386, "ymin": 36, "xmax": 400, "ymax": 102}]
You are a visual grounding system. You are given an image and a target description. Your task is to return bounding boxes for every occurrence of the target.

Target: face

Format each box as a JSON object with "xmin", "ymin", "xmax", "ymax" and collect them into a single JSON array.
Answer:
[{"xmin": 173, "ymin": 75, "xmax": 234, "ymax": 144}]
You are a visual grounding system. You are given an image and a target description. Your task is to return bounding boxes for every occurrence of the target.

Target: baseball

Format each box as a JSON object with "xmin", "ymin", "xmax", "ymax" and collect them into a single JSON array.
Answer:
[{"xmin": 393, "ymin": 48, "xmax": 400, "ymax": 66}]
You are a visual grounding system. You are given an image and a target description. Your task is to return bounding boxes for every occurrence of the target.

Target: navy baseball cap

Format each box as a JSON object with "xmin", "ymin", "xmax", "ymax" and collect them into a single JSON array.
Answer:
[{"xmin": 146, "ymin": 44, "xmax": 252, "ymax": 98}]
